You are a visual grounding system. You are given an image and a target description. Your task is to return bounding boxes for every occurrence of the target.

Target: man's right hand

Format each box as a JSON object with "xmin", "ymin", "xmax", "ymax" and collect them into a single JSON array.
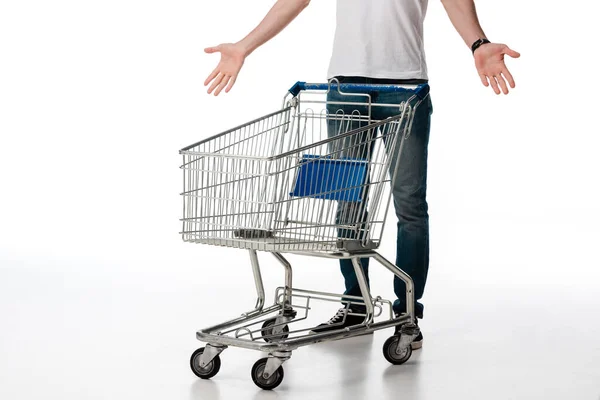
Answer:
[
  {"xmin": 204, "ymin": 43, "xmax": 247, "ymax": 96},
  {"xmin": 202, "ymin": 0, "xmax": 310, "ymax": 96}
]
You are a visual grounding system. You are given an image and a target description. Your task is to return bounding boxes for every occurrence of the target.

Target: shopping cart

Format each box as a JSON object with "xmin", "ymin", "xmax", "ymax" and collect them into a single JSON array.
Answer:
[{"xmin": 181, "ymin": 80, "xmax": 430, "ymax": 390}]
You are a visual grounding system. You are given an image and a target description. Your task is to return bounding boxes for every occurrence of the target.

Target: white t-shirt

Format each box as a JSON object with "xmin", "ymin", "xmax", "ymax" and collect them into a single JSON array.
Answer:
[{"xmin": 327, "ymin": 0, "xmax": 429, "ymax": 80}]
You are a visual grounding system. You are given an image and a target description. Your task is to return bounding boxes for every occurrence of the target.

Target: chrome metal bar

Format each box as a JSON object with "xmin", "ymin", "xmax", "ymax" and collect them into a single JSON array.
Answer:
[
  {"xmin": 268, "ymin": 112, "xmax": 405, "ymax": 161},
  {"xmin": 200, "ymin": 304, "xmax": 281, "ymax": 335},
  {"xmin": 249, "ymin": 250, "xmax": 265, "ymax": 311},
  {"xmin": 301, "ymin": 99, "xmax": 407, "ymax": 109},
  {"xmin": 275, "ymin": 286, "xmax": 365, "ymax": 303},
  {"xmin": 351, "ymin": 257, "xmax": 374, "ymax": 324},
  {"xmin": 372, "ymin": 252, "xmax": 415, "ymax": 321},
  {"xmin": 272, "ymin": 252, "xmax": 293, "ymax": 310},
  {"xmin": 180, "ymin": 107, "xmax": 292, "ymax": 152},
  {"xmin": 196, "ymin": 313, "xmax": 413, "ymax": 351},
  {"xmin": 274, "ymin": 287, "xmax": 388, "ymax": 318},
  {"xmin": 275, "ymin": 293, "xmax": 386, "ymax": 321}
]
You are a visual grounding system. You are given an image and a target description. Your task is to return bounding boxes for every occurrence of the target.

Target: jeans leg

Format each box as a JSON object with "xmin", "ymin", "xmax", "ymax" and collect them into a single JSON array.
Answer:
[
  {"xmin": 393, "ymin": 97, "xmax": 432, "ymax": 319},
  {"xmin": 377, "ymin": 94, "xmax": 433, "ymax": 319}
]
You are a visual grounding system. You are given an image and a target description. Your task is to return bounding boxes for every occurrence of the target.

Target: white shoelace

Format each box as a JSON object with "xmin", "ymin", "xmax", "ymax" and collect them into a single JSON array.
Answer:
[{"xmin": 326, "ymin": 308, "xmax": 350, "ymax": 325}]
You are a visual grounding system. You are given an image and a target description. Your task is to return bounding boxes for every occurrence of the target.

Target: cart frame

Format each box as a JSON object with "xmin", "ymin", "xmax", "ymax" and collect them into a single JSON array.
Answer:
[{"xmin": 182, "ymin": 80, "xmax": 430, "ymax": 389}]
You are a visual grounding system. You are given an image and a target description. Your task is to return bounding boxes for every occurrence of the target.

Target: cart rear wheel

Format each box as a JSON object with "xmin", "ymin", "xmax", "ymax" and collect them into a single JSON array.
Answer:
[
  {"xmin": 251, "ymin": 358, "xmax": 284, "ymax": 390},
  {"xmin": 190, "ymin": 347, "xmax": 221, "ymax": 379},
  {"xmin": 382, "ymin": 335, "xmax": 412, "ymax": 365},
  {"xmin": 261, "ymin": 318, "xmax": 290, "ymax": 342}
]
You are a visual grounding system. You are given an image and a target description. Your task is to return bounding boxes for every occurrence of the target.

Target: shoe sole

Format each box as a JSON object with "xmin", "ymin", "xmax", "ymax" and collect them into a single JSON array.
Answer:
[{"xmin": 308, "ymin": 329, "xmax": 374, "ymax": 337}]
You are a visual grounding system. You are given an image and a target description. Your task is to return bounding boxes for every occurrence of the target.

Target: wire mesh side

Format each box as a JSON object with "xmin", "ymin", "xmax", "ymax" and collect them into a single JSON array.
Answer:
[
  {"xmin": 268, "ymin": 111, "xmax": 411, "ymax": 252},
  {"xmin": 180, "ymin": 107, "xmax": 293, "ymax": 158},
  {"xmin": 180, "ymin": 100, "xmax": 414, "ymax": 252},
  {"xmin": 181, "ymin": 108, "xmax": 293, "ymax": 246}
]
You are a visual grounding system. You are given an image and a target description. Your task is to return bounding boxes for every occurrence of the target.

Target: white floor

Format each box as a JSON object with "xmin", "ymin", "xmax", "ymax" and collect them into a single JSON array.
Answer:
[{"xmin": 1, "ymin": 247, "xmax": 599, "ymax": 400}]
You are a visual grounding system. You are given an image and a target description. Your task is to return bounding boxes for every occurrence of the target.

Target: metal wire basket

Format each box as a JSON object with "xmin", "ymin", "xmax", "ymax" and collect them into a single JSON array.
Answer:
[{"xmin": 180, "ymin": 83, "xmax": 419, "ymax": 253}]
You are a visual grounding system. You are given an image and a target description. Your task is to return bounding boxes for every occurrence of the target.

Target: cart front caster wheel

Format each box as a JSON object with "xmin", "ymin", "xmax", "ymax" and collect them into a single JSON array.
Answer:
[
  {"xmin": 251, "ymin": 358, "xmax": 284, "ymax": 390},
  {"xmin": 382, "ymin": 335, "xmax": 413, "ymax": 365},
  {"xmin": 190, "ymin": 347, "xmax": 221, "ymax": 379},
  {"xmin": 261, "ymin": 318, "xmax": 290, "ymax": 342}
]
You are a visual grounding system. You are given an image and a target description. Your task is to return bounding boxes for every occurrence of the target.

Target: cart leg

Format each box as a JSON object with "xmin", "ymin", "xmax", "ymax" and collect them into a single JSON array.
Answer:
[
  {"xmin": 351, "ymin": 257, "xmax": 374, "ymax": 324},
  {"xmin": 272, "ymin": 253, "xmax": 296, "ymax": 332},
  {"xmin": 396, "ymin": 324, "xmax": 419, "ymax": 351},
  {"xmin": 199, "ymin": 344, "xmax": 227, "ymax": 368},
  {"xmin": 248, "ymin": 250, "xmax": 266, "ymax": 312},
  {"xmin": 263, "ymin": 351, "xmax": 291, "ymax": 379},
  {"xmin": 272, "ymin": 252, "xmax": 293, "ymax": 310},
  {"xmin": 371, "ymin": 251, "xmax": 416, "ymax": 321}
]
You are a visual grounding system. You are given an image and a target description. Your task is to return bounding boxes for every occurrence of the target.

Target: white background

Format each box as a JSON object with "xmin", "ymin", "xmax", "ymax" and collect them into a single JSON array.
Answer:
[{"xmin": 1, "ymin": 1, "xmax": 599, "ymax": 399}]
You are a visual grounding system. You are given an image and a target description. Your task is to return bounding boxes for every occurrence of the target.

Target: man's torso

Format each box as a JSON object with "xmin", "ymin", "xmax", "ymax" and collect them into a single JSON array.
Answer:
[{"xmin": 328, "ymin": 0, "xmax": 429, "ymax": 80}]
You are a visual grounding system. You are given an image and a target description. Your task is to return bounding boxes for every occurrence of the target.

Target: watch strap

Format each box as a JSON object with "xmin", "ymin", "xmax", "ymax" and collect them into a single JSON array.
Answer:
[{"xmin": 471, "ymin": 38, "xmax": 491, "ymax": 54}]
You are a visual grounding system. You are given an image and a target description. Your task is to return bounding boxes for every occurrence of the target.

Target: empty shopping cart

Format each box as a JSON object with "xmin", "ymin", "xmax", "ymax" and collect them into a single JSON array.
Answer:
[{"xmin": 181, "ymin": 80, "xmax": 429, "ymax": 390}]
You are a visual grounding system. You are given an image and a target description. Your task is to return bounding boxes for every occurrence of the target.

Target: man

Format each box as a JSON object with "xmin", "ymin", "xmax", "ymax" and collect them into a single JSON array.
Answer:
[{"xmin": 204, "ymin": 0, "xmax": 519, "ymax": 350}]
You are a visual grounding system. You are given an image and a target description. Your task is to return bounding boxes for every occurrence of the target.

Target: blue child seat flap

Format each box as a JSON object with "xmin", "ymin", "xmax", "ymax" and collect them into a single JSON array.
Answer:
[{"xmin": 290, "ymin": 155, "xmax": 368, "ymax": 202}]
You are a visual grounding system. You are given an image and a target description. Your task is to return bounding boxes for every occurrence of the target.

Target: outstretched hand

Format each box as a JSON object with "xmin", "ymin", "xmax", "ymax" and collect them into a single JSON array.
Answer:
[
  {"xmin": 204, "ymin": 43, "xmax": 247, "ymax": 96},
  {"xmin": 474, "ymin": 43, "xmax": 520, "ymax": 95}
]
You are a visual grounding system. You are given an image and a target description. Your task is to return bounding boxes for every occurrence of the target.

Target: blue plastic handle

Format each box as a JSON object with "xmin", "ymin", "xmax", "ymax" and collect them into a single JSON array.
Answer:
[{"xmin": 288, "ymin": 81, "xmax": 429, "ymax": 98}]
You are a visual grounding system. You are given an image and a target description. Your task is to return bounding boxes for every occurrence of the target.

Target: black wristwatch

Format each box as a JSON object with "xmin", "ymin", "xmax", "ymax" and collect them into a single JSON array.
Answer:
[{"xmin": 471, "ymin": 38, "xmax": 490, "ymax": 54}]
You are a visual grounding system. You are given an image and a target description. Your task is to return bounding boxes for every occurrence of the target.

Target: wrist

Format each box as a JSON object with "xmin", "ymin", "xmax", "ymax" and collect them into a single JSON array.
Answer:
[
  {"xmin": 471, "ymin": 38, "xmax": 490, "ymax": 55},
  {"xmin": 236, "ymin": 40, "xmax": 252, "ymax": 58}
]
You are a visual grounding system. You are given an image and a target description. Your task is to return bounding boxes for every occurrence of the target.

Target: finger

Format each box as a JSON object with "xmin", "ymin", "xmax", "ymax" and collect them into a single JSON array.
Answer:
[
  {"xmin": 204, "ymin": 45, "xmax": 220, "ymax": 54},
  {"xmin": 204, "ymin": 67, "xmax": 220, "ymax": 86},
  {"xmin": 496, "ymin": 74, "xmax": 509, "ymax": 94},
  {"xmin": 214, "ymin": 75, "xmax": 230, "ymax": 96},
  {"xmin": 479, "ymin": 73, "xmax": 489, "ymax": 87},
  {"xmin": 489, "ymin": 75, "xmax": 501, "ymax": 95},
  {"xmin": 503, "ymin": 45, "xmax": 521, "ymax": 59},
  {"xmin": 207, "ymin": 73, "xmax": 225, "ymax": 94},
  {"xmin": 225, "ymin": 74, "xmax": 237, "ymax": 93},
  {"xmin": 502, "ymin": 69, "xmax": 515, "ymax": 88}
]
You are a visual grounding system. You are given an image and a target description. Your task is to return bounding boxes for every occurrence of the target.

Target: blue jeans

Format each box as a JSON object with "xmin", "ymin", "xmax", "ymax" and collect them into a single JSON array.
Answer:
[{"xmin": 326, "ymin": 76, "xmax": 432, "ymax": 319}]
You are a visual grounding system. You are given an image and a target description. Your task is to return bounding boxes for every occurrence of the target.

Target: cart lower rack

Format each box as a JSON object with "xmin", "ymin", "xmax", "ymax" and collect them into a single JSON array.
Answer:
[{"xmin": 181, "ymin": 80, "xmax": 430, "ymax": 390}]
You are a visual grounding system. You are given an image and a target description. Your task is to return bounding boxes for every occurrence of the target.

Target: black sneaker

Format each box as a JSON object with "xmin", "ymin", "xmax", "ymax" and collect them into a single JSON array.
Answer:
[
  {"xmin": 395, "ymin": 316, "xmax": 423, "ymax": 350},
  {"xmin": 310, "ymin": 308, "xmax": 368, "ymax": 334}
]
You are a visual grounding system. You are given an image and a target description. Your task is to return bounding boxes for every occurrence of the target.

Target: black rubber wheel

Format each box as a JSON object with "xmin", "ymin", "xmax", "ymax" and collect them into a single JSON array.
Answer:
[
  {"xmin": 251, "ymin": 358, "xmax": 284, "ymax": 390},
  {"xmin": 382, "ymin": 335, "xmax": 412, "ymax": 365},
  {"xmin": 190, "ymin": 347, "xmax": 221, "ymax": 379},
  {"xmin": 261, "ymin": 319, "xmax": 290, "ymax": 342}
]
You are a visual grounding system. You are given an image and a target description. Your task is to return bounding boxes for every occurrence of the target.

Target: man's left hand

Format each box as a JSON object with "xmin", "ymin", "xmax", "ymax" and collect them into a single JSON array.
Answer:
[{"xmin": 474, "ymin": 43, "xmax": 520, "ymax": 95}]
